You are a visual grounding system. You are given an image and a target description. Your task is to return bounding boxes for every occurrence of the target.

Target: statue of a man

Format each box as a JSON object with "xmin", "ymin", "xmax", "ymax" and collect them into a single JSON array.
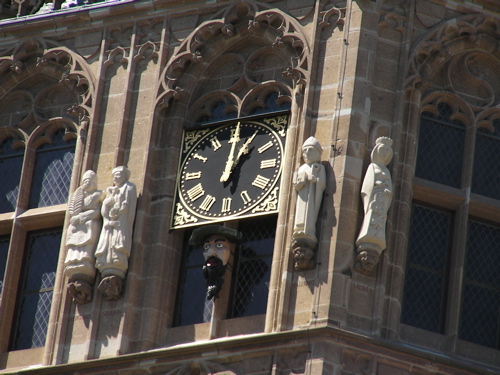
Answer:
[
  {"xmin": 291, "ymin": 136, "xmax": 326, "ymax": 270},
  {"xmin": 189, "ymin": 225, "xmax": 242, "ymax": 300},
  {"xmin": 64, "ymin": 170, "xmax": 104, "ymax": 304},
  {"xmin": 95, "ymin": 166, "xmax": 137, "ymax": 300},
  {"xmin": 355, "ymin": 137, "xmax": 393, "ymax": 275}
]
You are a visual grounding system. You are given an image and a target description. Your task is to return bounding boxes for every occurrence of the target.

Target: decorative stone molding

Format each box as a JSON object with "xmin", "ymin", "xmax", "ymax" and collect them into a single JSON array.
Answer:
[
  {"xmin": 64, "ymin": 170, "xmax": 104, "ymax": 305},
  {"xmin": 0, "ymin": 39, "xmax": 95, "ymax": 132},
  {"xmin": 292, "ymin": 137, "xmax": 326, "ymax": 271},
  {"xmin": 355, "ymin": 137, "xmax": 393, "ymax": 276},
  {"xmin": 95, "ymin": 166, "xmax": 137, "ymax": 300},
  {"xmin": 155, "ymin": 1, "xmax": 310, "ymax": 120}
]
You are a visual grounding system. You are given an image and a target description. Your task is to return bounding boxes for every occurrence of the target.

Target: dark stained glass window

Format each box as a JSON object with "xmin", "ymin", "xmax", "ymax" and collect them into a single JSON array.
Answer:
[
  {"xmin": 401, "ymin": 204, "xmax": 452, "ymax": 333},
  {"xmin": 459, "ymin": 220, "xmax": 500, "ymax": 349},
  {"xmin": 12, "ymin": 229, "xmax": 61, "ymax": 350},
  {"xmin": 472, "ymin": 121, "xmax": 500, "ymax": 200},
  {"xmin": 229, "ymin": 215, "xmax": 275, "ymax": 318},
  {"xmin": 0, "ymin": 138, "xmax": 24, "ymax": 213},
  {"xmin": 415, "ymin": 103, "xmax": 465, "ymax": 188},
  {"xmin": 0, "ymin": 236, "xmax": 9, "ymax": 295},
  {"xmin": 174, "ymin": 228, "xmax": 212, "ymax": 327},
  {"xmin": 29, "ymin": 130, "xmax": 75, "ymax": 208}
]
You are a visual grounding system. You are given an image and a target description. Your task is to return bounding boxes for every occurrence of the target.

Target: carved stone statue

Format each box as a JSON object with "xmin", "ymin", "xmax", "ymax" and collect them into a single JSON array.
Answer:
[
  {"xmin": 355, "ymin": 137, "xmax": 393, "ymax": 275},
  {"xmin": 189, "ymin": 225, "xmax": 242, "ymax": 300},
  {"xmin": 64, "ymin": 170, "xmax": 104, "ymax": 305},
  {"xmin": 291, "ymin": 136, "xmax": 326, "ymax": 270},
  {"xmin": 95, "ymin": 166, "xmax": 137, "ymax": 300}
]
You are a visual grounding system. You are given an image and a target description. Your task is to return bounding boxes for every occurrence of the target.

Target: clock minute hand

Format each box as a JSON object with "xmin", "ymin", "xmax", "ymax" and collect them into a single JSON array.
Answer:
[{"xmin": 220, "ymin": 122, "xmax": 241, "ymax": 182}]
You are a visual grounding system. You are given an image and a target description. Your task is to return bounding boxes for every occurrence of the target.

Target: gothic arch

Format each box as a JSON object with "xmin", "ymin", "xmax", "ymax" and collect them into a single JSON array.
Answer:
[
  {"xmin": 155, "ymin": 1, "xmax": 311, "ymax": 126},
  {"xmin": 406, "ymin": 14, "xmax": 500, "ymax": 121},
  {"xmin": 0, "ymin": 38, "xmax": 95, "ymax": 136}
]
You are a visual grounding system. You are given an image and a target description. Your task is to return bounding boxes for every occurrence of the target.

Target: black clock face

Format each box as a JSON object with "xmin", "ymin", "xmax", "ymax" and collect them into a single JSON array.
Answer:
[{"xmin": 172, "ymin": 116, "xmax": 287, "ymax": 228}]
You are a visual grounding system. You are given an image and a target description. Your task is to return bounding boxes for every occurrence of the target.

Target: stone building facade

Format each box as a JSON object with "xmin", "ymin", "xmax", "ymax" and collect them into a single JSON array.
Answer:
[{"xmin": 0, "ymin": 0, "xmax": 499, "ymax": 374}]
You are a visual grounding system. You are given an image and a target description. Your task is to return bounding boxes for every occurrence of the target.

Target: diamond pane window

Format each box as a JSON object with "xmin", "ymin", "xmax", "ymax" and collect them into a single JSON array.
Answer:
[
  {"xmin": 0, "ymin": 138, "xmax": 24, "ymax": 214},
  {"xmin": 28, "ymin": 130, "xmax": 76, "ymax": 209},
  {"xmin": 459, "ymin": 220, "xmax": 500, "ymax": 349},
  {"xmin": 0, "ymin": 236, "xmax": 9, "ymax": 295},
  {"xmin": 471, "ymin": 121, "xmax": 500, "ymax": 200},
  {"xmin": 12, "ymin": 229, "xmax": 61, "ymax": 350},
  {"xmin": 401, "ymin": 204, "xmax": 452, "ymax": 333},
  {"xmin": 415, "ymin": 103, "xmax": 465, "ymax": 188},
  {"xmin": 230, "ymin": 215, "xmax": 275, "ymax": 318}
]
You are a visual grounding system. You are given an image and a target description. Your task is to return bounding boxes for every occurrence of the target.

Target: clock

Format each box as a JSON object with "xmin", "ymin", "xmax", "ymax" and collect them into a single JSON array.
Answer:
[{"xmin": 171, "ymin": 114, "xmax": 288, "ymax": 229}]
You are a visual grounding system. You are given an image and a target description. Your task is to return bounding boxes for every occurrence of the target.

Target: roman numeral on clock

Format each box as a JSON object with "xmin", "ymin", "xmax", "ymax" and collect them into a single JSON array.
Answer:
[
  {"xmin": 260, "ymin": 159, "xmax": 276, "ymax": 169},
  {"xmin": 186, "ymin": 183, "xmax": 205, "ymax": 201},
  {"xmin": 258, "ymin": 141, "xmax": 273, "ymax": 154},
  {"xmin": 221, "ymin": 197, "xmax": 232, "ymax": 213},
  {"xmin": 252, "ymin": 175, "xmax": 270, "ymax": 189},
  {"xmin": 185, "ymin": 171, "xmax": 202, "ymax": 180},
  {"xmin": 199, "ymin": 195, "xmax": 216, "ymax": 211}
]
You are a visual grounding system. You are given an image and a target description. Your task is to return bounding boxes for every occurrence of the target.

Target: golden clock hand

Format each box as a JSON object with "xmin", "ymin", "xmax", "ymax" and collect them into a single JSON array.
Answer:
[
  {"xmin": 234, "ymin": 130, "xmax": 258, "ymax": 166},
  {"xmin": 220, "ymin": 122, "xmax": 241, "ymax": 182}
]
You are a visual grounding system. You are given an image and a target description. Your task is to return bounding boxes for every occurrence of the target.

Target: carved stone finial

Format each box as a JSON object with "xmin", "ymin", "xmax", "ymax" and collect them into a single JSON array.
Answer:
[
  {"xmin": 64, "ymin": 170, "xmax": 104, "ymax": 304},
  {"xmin": 355, "ymin": 137, "xmax": 394, "ymax": 275},
  {"xmin": 95, "ymin": 166, "xmax": 137, "ymax": 299},
  {"xmin": 291, "ymin": 137, "xmax": 326, "ymax": 271}
]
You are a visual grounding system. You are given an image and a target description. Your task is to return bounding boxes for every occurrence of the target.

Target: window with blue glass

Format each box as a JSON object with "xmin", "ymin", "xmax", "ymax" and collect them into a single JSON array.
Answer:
[{"xmin": 402, "ymin": 99, "xmax": 500, "ymax": 351}]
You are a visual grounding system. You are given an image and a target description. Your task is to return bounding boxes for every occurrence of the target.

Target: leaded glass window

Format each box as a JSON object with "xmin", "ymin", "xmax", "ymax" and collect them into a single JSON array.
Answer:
[
  {"xmin": 12, "ymin": 229, "xmax": 61, "ymax": 350},
  {"xmin": 415, "ymin": 103, "xmax": 465, "ymax": 188},
  {"xmin": 28, "ymin": 129, "xmax": 76, "ymax": 209},
  {"xmin": 174, "ymin": 228, "xmax": 213, "ymax": 327},
  {"xmin": 401, "ymin": 204, "xmax": 452, "ymax": 333},
  {"xmin": 0, "ymin": 237, "xmax": 9, "ymax": 295},
  {"xmin": 472, "ymin": 121, "xmax": 500, "ymax": 200},
  {"xmin": 229, "ymin": 215, "xmax": 275, "ymax": 318},
  {"xmin": 459, "ymin": 220, "xmax": 500, "ymax": 349},
  {"xmin": 174, "ymin": 215, "xmax": 276, "ymax": 327},
  {"xmin": 0, "ymin": 137, "xmax": 24, "ymax": 214},
  {"xmin": 403, "ymin": 94, "xmax": 500, "ymax": 355}
]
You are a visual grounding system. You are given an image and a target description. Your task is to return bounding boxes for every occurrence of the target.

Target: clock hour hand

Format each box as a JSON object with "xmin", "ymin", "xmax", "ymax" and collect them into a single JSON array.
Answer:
[{"xmin": 220, "ymin": 122, "xmax": 241, "ymax": 182}]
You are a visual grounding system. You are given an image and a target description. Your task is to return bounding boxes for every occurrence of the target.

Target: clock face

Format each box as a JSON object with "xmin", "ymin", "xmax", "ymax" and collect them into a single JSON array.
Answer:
[{"xmin": 172, "ymin": 115, "xmax": 288, "ymax": 228}]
